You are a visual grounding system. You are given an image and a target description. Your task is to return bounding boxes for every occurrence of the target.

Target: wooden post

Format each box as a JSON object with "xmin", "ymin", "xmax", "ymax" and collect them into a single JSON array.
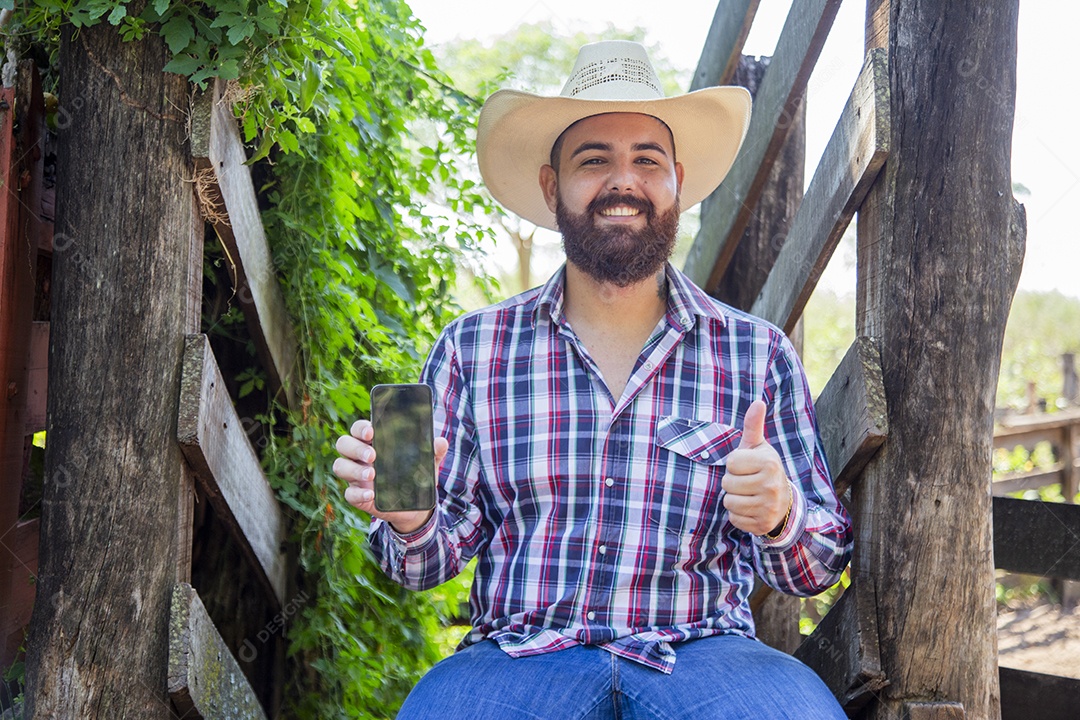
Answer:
[
  {"xmin": 1063, "ymin": 353, "xmax": 1078, "ymax": 407},
  {"xmin": 853, "ymin": 1, "xmax": 1024, "ymax": 717},
  {"xmin": 23, "ymin": 17, "xmax": 202, "ymax": 716}
]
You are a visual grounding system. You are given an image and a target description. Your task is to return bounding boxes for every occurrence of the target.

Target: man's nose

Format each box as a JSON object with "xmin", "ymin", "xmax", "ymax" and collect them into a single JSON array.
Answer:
[{"xmin": 607, "ymin": 158, "xmax": 639, "ymax": 192}]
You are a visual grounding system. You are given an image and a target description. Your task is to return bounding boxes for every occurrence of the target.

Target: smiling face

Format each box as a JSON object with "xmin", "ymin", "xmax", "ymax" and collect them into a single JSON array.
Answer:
[{"xmin": 540, "ymin": 113, "xmax": 685, "ymax": 287}]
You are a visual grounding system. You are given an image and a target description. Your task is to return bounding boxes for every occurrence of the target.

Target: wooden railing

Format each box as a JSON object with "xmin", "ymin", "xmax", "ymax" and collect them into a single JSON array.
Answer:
[
  {"xmin": 0, "ymin": 68, "xmax": 297, "ymax": 716},
  {"xmin": 685, "ymin": 1, "xmax": 1046, "ymax": 718}
]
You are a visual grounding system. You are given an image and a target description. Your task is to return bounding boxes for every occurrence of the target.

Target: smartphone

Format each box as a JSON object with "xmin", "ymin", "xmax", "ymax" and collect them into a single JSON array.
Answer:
[{"xmin": 370, "ymin": 383, "xmax": 437, "ymax": 513}]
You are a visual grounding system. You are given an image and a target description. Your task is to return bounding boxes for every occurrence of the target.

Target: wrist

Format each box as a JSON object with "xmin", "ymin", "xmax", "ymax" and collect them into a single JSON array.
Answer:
[
  {"xmin": 763, "ymin": 482, "xmax": 793, "ymax": 540},
  {"xmin": 388, "ymin": 509, "xmax": 434, "ymax": 536}
]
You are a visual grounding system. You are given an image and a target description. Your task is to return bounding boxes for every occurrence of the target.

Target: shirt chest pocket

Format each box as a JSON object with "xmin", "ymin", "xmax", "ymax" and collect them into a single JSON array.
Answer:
[
  {"xmin": 650, "ymin": 417, "xmax": 742, "ymax": 540},
  {"xmin": 655, "ymin": 417, "xmax": 742, "ymax": 465}
]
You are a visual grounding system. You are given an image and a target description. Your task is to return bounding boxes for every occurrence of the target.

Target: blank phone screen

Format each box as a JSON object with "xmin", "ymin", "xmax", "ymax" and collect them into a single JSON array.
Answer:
[{"xmin": 370, "ymin": 384, "xmax": 436, "ymax": 512}]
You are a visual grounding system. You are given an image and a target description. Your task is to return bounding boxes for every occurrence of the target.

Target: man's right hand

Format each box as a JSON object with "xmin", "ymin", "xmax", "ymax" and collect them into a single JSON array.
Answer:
[{"xmin": 333, "ymin": 419, "xmax": 449, "ymax": 534}]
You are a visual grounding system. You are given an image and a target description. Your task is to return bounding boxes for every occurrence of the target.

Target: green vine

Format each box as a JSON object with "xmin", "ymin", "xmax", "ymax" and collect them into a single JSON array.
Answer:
[{"xmin": 12, "ymin": 0, "xmax": 494, "ymax": 715}]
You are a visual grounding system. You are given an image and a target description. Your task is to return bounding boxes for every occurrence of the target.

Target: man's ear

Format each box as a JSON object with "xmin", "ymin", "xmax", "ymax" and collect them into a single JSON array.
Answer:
[
  {"xmin": 675, "ymin": 161, "xmax": 685, "ymax": 195},
  {"xmin": 539, "ymin": 164, "xmax": 558, "ymax": 213}
]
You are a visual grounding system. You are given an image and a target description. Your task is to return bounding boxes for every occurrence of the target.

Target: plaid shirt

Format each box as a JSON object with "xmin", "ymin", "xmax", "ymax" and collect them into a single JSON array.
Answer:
[{"xmin": 370, "ymin": 264, "xmax": 852, "ymax": 673}]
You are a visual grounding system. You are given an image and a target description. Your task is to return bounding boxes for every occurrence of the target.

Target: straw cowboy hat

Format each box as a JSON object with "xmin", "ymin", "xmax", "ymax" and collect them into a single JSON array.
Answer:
[{"xmin": 476, "ymin": 40, "xmax": 752, "ymax": 231}]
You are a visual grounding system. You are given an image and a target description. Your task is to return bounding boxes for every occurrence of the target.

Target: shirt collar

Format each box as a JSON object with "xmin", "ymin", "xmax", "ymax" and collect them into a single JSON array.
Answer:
[{"xmin": 533, "ymin": 263, "xmax": 727, "ymax": 331}]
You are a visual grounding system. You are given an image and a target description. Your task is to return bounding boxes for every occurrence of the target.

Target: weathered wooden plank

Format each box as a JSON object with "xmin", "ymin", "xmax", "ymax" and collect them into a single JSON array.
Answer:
[
  {"xmin": 168, "ymin": 583, "xmax": 267, "ymax": 720},
  {"xmin": 793, "ymin": 580, "xmax": 888, "ymax": 711},
  {"xmin": 752, "ymin": 49, "xmax": 890, "ymax": 334},
  {"xmin": 994, "ymin": 408, "xmax": 1080, "ymax": 439},
  {"xmin": 689, "ymin": 0, "xmax": 760, "ymax": 90},
  {"xmin": 999, "ymin": 666, "xmax": 1080, "ymax": 720},
  {"xmin": 0, "ymin": 518, "xmax": 39, "ymax": 667},
  {"xmin": 24, "ymin": 320, "xmax": 48, "ymax": 433},
  {"xmin": 178, "ymin": 334, "xmax": 286, "ymax": 607},
  {"xmin": 904, "ymin": 703, "xmax": 965, "ymax": 720},
  {"xmin": 993, "ymin": 496, "xmax": 1080, "ymax": 581},
  {"xmin": 191, "ymin": 81, "xmax": 299, "ymax": 409},
  {"xmin": 814, "ymin": 336, "xmax": 888, "ymax": 497},
  {"xmin": 711, "ymin": 56, "xmax": 807, "ymax": 312},
  {"xmin": 991, "ymin": 465, "xmax": 1066, "ymax": 496},
  {"xmin": 684, "ymin": 0, "xmax": 843, "ymax": 292}
]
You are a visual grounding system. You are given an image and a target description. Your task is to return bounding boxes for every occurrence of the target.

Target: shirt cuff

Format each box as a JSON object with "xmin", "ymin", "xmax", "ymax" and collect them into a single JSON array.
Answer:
[
  {"xmin": 756, "ymin": 481, "xmax": 806, "ymax": 552},
  {"xmin": 375, "ymin": 511, "xmax": 440, "ymax": 554}
]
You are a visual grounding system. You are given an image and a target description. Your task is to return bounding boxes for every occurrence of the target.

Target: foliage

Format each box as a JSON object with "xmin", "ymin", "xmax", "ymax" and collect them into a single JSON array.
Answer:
[
  {"xmin": 13, "ymin": 0, "xmax": 494, "ymax": 716},
  {"xmin": 998, "ymin": 290, "xmax": 1080, "ymax": 410}
]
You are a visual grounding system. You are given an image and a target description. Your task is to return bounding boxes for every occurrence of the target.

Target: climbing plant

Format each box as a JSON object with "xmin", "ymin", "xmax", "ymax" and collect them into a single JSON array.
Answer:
[{"xmin": 10, "ymin": 0, "xmax": 493, "ymax": 716}]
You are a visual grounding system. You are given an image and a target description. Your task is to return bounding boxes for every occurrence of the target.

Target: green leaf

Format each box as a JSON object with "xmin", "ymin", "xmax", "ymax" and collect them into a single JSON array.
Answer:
[
  {"xmin": 153, "ymin": 0, "xmax": 170, "ymax": 14},
  {"xmin": 160, "ymin": 15, "xmax": 195, "ymax": 55},
  {"xmin": 226, "ymin": 18, "xmax": 256, "ymax": 45},
  {"xmin": 162, "ymin": 53, "xmax": 202, "ymax": 77},
  {"xmin": 0, "ymin": 0, "xmax": 14, "ymax": 10},
  {"xmin": 107, "ymin": 4, "xmax": 126, "ymax": 24},
  {"xmin": 300, "ymin": 58, "xmax": 321, "ymax": 112}
]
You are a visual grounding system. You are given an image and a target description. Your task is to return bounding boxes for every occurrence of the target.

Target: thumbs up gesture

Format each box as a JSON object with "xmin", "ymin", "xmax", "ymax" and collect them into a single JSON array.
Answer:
[{"xmin": 721, "ymin": 400, "xmax": 794, "ymax": 537}]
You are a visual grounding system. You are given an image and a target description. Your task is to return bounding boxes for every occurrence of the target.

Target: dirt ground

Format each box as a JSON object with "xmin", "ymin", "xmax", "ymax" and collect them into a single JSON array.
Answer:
[{"xmin": 997, "ymin": 601, "xmax": 1080, "ymax": 678}]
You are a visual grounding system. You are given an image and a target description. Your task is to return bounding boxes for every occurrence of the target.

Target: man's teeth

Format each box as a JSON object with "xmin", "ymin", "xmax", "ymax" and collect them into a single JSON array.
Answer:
[{"xmin": 600, "ymin": 206, "xmax": 640, "ymax": 217}]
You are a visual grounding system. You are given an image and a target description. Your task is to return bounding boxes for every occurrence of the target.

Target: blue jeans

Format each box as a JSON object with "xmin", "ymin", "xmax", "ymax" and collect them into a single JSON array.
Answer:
[{"xmin": 397, "ymin": 635, "xmax": 847, "ymax": 719}]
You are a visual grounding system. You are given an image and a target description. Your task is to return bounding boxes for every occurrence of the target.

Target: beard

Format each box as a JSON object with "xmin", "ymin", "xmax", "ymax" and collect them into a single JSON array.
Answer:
[{"xmin": 556, "ymin": 191, "xmax": 680, "ymax": 288}]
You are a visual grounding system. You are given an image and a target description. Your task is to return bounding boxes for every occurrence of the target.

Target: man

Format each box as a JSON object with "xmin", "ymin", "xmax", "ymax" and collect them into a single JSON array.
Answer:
[{"xmin": 334, "ymin": 41, "xmax": 852, "ymax": 719}]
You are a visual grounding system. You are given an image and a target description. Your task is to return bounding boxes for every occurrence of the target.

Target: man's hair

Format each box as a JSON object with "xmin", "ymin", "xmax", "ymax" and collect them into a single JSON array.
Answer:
[{"xmin": 548, "ymin": 113, "xmax": 677, "ymax": 173}]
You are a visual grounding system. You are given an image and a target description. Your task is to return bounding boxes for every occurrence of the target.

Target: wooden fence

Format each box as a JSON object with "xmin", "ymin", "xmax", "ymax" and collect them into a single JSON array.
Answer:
[
  {"xmin": 684, "ymin": 2, "xmax": 1050, "ymax": 718},
  {"xmin": 0, "ymin": 62, "xmax": 296, "ymax": 715}
]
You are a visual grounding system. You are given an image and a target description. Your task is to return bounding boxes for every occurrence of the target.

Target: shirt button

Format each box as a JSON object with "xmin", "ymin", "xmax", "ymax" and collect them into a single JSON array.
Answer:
[
  {"xmin": 644, "ymin": 361, "xmax": 654, "ymax": 370},
  {"xmin": 587, "ymin": 611, "xmax": 596, "ymax": 621},
  {"xmin": 605, "ymin": 477, "xmax": 615, "ymax": 487},
  {"xmin": 699, "ymin": 451, "xmax": 709, "ymax": 460},
  {"xmin": 598, "ymin": 545, "xmax": 607, "ymax": 555}
]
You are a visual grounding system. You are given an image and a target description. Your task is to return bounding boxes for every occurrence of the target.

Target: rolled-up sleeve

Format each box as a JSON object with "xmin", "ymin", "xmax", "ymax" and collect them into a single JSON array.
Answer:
[
  {"xmin": 368, "ymin": 325, "xmax": 489, "ymax": 590},
  {"xmin": 751, "ymin": 335, "xmax": 853, "ymax": 596}
]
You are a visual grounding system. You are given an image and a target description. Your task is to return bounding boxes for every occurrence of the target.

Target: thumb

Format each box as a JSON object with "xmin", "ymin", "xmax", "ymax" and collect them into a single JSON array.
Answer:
[
  {"xmin": 738, "ymin": 400, "xmax": 767, "ymax": 449},
  {"xmin": 434, "ymin": 437, "xmax": 449, "ymax": 466}
]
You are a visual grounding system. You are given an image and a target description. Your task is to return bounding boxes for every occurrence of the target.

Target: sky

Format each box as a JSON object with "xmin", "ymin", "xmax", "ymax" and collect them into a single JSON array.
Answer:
[{"xmin": 407, "ymin": 0, "xmax": 1079, "ymax": 300}]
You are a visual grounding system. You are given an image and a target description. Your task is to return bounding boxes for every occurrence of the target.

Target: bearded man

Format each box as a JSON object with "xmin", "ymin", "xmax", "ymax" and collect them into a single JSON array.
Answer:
[{"xmin": 334, "ymin": 41, "xmax": 852, "ymax": 719}]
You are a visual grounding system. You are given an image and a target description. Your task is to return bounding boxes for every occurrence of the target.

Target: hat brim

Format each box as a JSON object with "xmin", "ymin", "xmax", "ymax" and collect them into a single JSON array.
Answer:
[{"xmin": 476, "ymin": 86, "xmax": 752, "ymax": 231}]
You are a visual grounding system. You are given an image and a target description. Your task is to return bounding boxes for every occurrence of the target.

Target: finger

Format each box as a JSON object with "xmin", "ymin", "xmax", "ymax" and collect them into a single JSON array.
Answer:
[
  {"xmin": 434, "ymin": 437, "xmax": 449, "ymax": 465},
  {"xmin": 722, "ymin": 490, "xmax": 764, "ymax": 516},
  {"xmin": 336, "ymin": 434, "xmax": 374, "ymax": 463},
  {"xmin": 333, "ymin": 457, "xmax": 373, "ymax": 486},
  {"xmin": 738, "ymin": 400, "xmax": 767, "ymax": 449},
  {"xmin": 723, "ymin": 446, "xmax": 782, "ymax": 477},
  {"xmin": 721, "ymin": 471, "xmax": 767, "ymax": 496},
  {"xmin": 350, "ymin": 419, "xmax": 373, "ymax": 441},
  {"xmin": 344, "ymin": 484, "xmax": 375, "ymax": 509}
]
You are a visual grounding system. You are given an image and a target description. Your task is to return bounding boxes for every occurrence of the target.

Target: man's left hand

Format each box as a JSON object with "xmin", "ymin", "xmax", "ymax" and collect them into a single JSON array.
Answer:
[{"xmin": 721, "ymin": 400, "xmax": 793, "ymax": 537}]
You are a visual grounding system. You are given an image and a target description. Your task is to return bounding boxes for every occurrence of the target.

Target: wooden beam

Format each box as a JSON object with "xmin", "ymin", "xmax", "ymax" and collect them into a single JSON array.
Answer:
[
  {"xmin": 178, "ymin": 334, "xmax": 286, "ymax": 607},
  {"xmin": 999, "ymin": 666, "xmax": 1080, "ymax": 720},
  {"xmin": 991, "ymin": 465, "xmax": 1067, "ymax": 496},
  {"xmin": 752, "ymin": 49, "xmax": 890, "ymax": 334},
  {"xmin": 904, "ymin": 703, "xmax": 965, "ymax": 720},
  {"xmin": 689, "ymin": 0, "xmax": 760, "ymax": 90},
  {"xmin": 994, "ymin": 408, "xmax": 1080, "ymax": 439},
  {"xmin": 1, "ymin": 518, "xmax": 39, "ymax": 666},
  {"xmin": 191, "ymin": 82, "xmax": 299, "ymax": 410},
  {"xmin": 683, "ymin": 0, "xmax": 843, "ymax": 292},
  {"xmin": 168, "ymin": 583, "xmax": 267, "ymax": 720},
  {"xmin": 793, "ymin": 580, "xmax": 888, "ymax": 711},
  {"xmin": 814, "ymin": 337, "xmax": 888, "ymax": 497},
  {"xmin": 24, "ymin": 320, "xmax": 47, "ymax": 433},
  {"xmin": 993, "ymin": 496, "xmax": 1080, "ymax": 581}
]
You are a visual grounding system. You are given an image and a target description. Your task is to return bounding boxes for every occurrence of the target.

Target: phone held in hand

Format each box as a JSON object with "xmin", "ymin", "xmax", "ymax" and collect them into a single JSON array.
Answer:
[{"xmin": 370, "ymin": 383, "xmax": 437, "ymax": 513}]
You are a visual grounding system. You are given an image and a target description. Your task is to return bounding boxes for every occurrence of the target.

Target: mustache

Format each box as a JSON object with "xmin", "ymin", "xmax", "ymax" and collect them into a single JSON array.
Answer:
[{"xmin": 588, "ymin": 193, "xmax": 654, "ymax": 217}]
